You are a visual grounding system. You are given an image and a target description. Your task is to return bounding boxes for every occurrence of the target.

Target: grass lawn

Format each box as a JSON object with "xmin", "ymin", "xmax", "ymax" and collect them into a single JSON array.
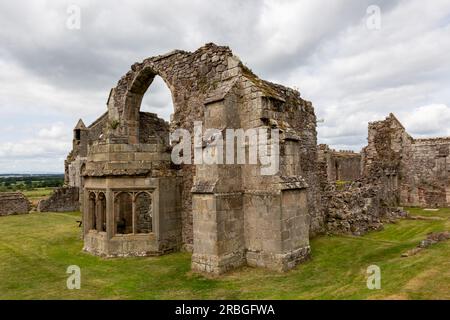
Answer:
[{"xmin": 0, "ymin": 208, "xmax": 448, "ymax": 300}]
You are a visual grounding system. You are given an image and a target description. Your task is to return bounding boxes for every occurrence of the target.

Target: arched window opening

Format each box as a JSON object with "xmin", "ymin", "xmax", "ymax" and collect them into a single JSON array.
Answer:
[
  {"xmin": 115, "ymin": 192, "xmax": 133, "ymax": 234},
  {"xmin": 136, "ymin": 192, "xmax": 152, "ymax": 234},
  {"xmin": 140, "ymin": 76, "xmax": 172, "ymax": 122}
]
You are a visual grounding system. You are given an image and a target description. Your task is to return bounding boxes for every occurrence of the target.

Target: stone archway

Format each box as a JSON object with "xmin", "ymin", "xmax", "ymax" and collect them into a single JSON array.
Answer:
[
  {"xmin": 104, "ymin": 44, "xmax": 237, "ymax": 248},
  {"xmin": 82, "ymin": 43, "xmax": 317, "ymax": 274}
]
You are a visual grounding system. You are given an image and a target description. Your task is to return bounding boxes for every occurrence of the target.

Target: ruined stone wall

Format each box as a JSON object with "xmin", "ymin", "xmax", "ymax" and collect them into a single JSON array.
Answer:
[
  {"xmin": 362, "ymin": 113, "xmax": 412, "ymax": 178},
  {"xmin": 65, "ymin": 113, "xmax": 108, "ymax": 187},
  {"xmin": 135, "ymin": 192, "xmax": 152, "ymax": 233},
  {"xmin": 361, "ymin": 113, "xmax": 450, "ymax": 208},
  {"xmin": 361, "ymin": 113, "xmax": 412, "ymax": 208},
  {"xmin": 0, "ymin": 192, "xmax": 31, "ymax": 216},
  {"xmin": 335, "ymin": 152, "xmax": 361, "ymax": 181},
  {"xmin": 191, "ymin": 75, "xmax": 315, "ymax": 272},
  {"xmin": 139, "ymin": 112, "xmax": 170, "ymax": 145},
  {"xmin": 64, "ymin": 113, "xmax": 110, "ymax": 213},
  {"xmin": 322, "ymin": 182, "xmax": 384, "ymax": 235},
  {"xmin": 318, "ymin": 144, "xmax": 361, "ymax": 183},
  {"xmin": 320, "ymin": 112, "xmax": 450, "ymax": 235},
  {"xmin": 107, "ymin": 44, "xmax": 238, "ymax": 247},
  {"xmin": 321, "ymin": 178, "xmax": 407, "ymax": 236},
  {"xmin": 287, "ymin": 96, "xmax": 324, "ymax": 236},
  {"xmin": 405, "ymin": 138, "xmax": 450, "ymax": 207},
  {"xmin": 38, "ymin": 187, "xmax": 80, "ymax": 212},
  {"xmin": 88, "ymin": 112, "xmax": 108, "ymax": 143},
  {"xmin": 67, "ymin": 157, "xmax": 85, "ymax": 188},
  {"xmin": 104, "ymin": 43, "xmax": 323, "ymax": 246},
  {"xmin": 79, "ymin": 43, "xmax": 323, "ymax": 273},
  {"xmin": 319, "ymin": 114, "xmax": 408, "ymax": 236}
]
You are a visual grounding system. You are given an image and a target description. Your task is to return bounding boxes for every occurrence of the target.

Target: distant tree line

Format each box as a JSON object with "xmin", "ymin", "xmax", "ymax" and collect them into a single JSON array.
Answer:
[{"xmin": 0, "ymin": 175, "xmax": 64, "ymax": 192}]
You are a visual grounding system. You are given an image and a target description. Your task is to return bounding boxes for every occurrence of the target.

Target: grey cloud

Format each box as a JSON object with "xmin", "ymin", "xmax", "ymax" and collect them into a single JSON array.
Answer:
[{"xmin": 0, "ymin": 0, "xmax": 449, "ymax": 171}]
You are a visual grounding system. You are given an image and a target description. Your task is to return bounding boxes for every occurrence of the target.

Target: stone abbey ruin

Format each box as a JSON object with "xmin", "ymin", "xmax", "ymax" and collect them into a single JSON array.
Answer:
[{"xmin": 48, "ymin": 43, "xmax": 450, "ymax": 274}]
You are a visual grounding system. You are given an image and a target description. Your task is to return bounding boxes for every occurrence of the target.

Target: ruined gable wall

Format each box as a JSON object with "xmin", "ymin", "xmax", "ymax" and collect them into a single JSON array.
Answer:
[
  {"xmin": 361, "ymin": 113, "xmax": 412, "ymax": 207},
  {"xmin": 362, "ymin": 113, "xmax": 412, "ymax": 177},
  {"xmin": 0, "ymin": 192, "xmax": 31, "ymax": 216},
  {"xmin": 361, "ymin": 113, "xmax": 450, "ymax": 208}
]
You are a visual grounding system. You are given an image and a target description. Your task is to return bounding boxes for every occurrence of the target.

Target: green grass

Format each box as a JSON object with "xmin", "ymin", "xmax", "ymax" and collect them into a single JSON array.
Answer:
[
  {"xmin": 335, "ymin": 180, "xmax": 351, "ymax": 190},
  {"xmin": 19, "ymin": 187, "xmax": 54, "ymax": 206},
  {"xmin": 0, "ymin": 208, "xmax": 448, "ymax": 300},
  {"xmin": 22, "ymin": 188, "xmax": 54, "ymax": 200}
]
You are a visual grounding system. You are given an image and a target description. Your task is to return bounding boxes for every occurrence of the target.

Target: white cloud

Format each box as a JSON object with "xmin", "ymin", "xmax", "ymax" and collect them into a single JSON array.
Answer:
[
  {"xmin": 0, "ymin": 122, "xmax": 71, "ymax": 173},
  {"xmin": 140, "ymin": 76, "xmax": 174, "ymax": 121},
  {"xmin": 37, "ymin": 122, "xmax": 70, "ymax": 139},
  {"xmin": 0, "ymin": 139, "xmax": 68, "ymax": 159},
  {"xmin": 400, "ymin": 104, "xmax": 450, "ymax": 137},
  {"xmin": 281, "ymin": 0, "xmax": 450, "ymax": 150}
]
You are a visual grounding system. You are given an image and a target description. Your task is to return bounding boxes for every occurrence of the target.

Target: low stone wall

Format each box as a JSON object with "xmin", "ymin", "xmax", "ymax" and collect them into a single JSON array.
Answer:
[
  {"xmin": 0, "ymin": 192, "xmax": 31, "ymax": 216},
  {"xmin": 38, "ymin": 187, "xmax": 80, "ymax": 212},
  {"xmin": 322, "ymin": 180, "xmax": 406, "ymax": 236}
]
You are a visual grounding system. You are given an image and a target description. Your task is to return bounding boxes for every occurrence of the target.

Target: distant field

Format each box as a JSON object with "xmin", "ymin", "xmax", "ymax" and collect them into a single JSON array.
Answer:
[
  {"xmin": 22, "ymin": 188, "xmax": 55, "ymax": 205},
  {"xmin": 0, "ymin": 174, "xmax": 63, "ymax": 195},
  {"xmin": 22, "ymin": 188, "xmax": 54, "ymax": 199},
  {"xmin": 0, "ymin": 208, "xmax": 448, "ymax": 300}
]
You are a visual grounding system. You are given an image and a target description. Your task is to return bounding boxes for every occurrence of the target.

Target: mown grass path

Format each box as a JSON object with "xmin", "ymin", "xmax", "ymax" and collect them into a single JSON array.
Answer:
[{"xmin": 0, "ymin": 209, "xmax": 448, "ymax": 299}]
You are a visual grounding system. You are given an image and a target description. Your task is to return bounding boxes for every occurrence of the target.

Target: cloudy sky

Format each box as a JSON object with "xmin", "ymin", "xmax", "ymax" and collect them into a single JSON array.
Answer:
[{"xmin": 0, "ymin": 0, "xmax": 449, "ymax": 173}]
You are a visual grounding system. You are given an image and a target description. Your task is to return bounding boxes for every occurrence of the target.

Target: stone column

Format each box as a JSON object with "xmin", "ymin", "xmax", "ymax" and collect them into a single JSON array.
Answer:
[
  {"xmin": 132, "ymin": 194, "xmax": 137, "ymax": 234},
  {"xmin": 82, "ymin": 190, "xmax": 90, "ymax": 238},
  {"xmin": 95, "ymin": 194, "xmax": 102, "ymax": 232},
  {"xmin": 106, "ymin": 189, "xmax": 114, "ymax": 239}
]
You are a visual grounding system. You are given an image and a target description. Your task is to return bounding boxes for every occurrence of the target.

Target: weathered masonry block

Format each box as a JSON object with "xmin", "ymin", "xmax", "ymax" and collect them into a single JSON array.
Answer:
[{"xmin": 0, "ymin": 192, "xmax": 31, "ymax": 216}]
